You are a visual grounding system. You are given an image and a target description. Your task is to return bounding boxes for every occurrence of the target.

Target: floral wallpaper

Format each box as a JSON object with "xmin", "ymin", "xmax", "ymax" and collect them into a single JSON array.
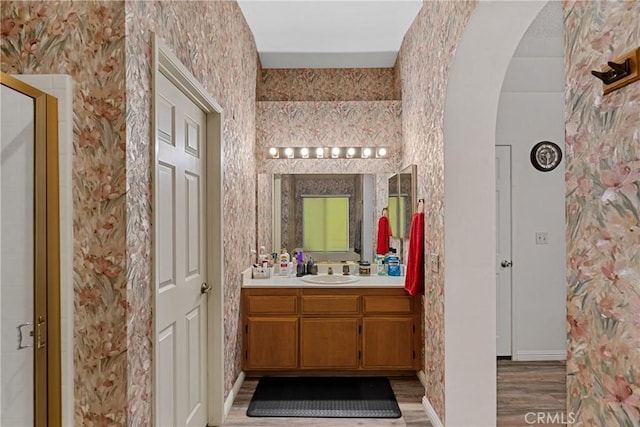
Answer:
[
  {"xmin": 258, "ymin": 68, "xmax": 400, "ymax": 101},
  {"xmin": 1, "ymin": 1, "xmax": 129, "ymax": 424},
  {"xmin": 396, "ymin": 0, "xmax": 477, "ymax": 421},
  {"xmin": 564, "ymin": 1, "xmax": 640, "ymax": 425},
  {"xmin": 12, "ymin": 2, "xmax": 638, "ymax": 426},
  {"xmin": 256, "ymin": 172, "xmax": 273, "ymax": 254},
  {"xmin": 280, "ymin": 175, "xmax": 291, "ymax": 249},
  {"xmin": 256, "ymin": 100, "xmax": 401, "ymax": 152},
  {"xmin": 125, "ymin": 1, "xmax": 258, "ymax": 423},
  {"xmin": 2, "ymin": 0, "xmax": 258, "ymax": 424}
]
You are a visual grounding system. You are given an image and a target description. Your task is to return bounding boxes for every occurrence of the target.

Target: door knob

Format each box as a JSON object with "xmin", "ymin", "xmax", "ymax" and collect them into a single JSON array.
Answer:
[
  {"xmin": 201, "ymin": 282, "xmax": 212, "ymax": 294},
  {"xmin": 501, "ymin": 260, "xmax": 513, "ymax": 268}
]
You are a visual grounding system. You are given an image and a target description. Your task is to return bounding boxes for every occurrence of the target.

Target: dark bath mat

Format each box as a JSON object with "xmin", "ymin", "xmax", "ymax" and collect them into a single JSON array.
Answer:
[{"xmin": 246, "ymin": 376, "xmax": 402, "ymax": 418}]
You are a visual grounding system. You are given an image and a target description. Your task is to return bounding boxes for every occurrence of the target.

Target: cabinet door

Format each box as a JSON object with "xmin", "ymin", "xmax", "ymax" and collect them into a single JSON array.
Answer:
[
  {"xmin": 300, "ymin": 318, "xmax": 359, "ymax": 369},
  {"xmin": 245, "ymin": 317, "xmax": 298, "ymax": 369},
  {"xmin": 362, "ymin": 317, "xmax": 414, "ymax": 369}
]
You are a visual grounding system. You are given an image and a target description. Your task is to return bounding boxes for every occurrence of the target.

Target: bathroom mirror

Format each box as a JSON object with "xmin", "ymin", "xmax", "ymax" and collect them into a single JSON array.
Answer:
[
  {"xmin": 388, "ymin": 164, "xmax": 417, "ymax": 239},
  {"xmin": 257, "ymin": 173, "xmax": 377, "ymax": 262}
]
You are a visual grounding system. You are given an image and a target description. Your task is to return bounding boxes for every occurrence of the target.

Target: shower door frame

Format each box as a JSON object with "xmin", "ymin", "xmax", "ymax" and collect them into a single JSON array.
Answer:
[{"xmin": 0, "ymin": 72, "xmax": 61, "ymax": 427}]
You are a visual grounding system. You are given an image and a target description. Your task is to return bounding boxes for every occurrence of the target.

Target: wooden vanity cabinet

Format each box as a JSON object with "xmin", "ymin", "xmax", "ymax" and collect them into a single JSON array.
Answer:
[
  {"xmin": 242, "ymin": 287, "xmax": 420, "ymax": 372},
  {"xmin": 243, "ymin": 289, "xmax": 299, "ymax": 370}
]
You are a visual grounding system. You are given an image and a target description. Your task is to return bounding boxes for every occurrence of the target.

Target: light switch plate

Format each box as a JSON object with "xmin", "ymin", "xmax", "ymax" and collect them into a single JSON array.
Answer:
[{"xmin": 535, "ymin": 232, "xmax": 549, "ymax": 245}]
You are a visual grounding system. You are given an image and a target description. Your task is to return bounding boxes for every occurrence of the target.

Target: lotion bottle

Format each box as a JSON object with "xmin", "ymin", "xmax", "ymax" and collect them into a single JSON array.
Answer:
[{"xmin": 279, "ymin": 249, "xmax": 290, "ymax": 276}]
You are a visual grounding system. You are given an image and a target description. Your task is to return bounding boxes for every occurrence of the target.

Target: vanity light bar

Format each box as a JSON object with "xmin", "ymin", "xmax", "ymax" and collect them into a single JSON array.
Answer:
[{"xmin": 267, "ymin": 147, "xmax": 388, "ymax": 159}]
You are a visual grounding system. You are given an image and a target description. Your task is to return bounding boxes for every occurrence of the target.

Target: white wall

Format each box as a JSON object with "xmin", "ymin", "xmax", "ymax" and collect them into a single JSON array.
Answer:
[
  {"xmin": 496, "ymin": 1, "xmax": 567, "ymax": 360},
  {"xmin": 16, "ymin": 74, "xmax": 74, "ymax": 427},
  {"xmin": 442, "ymin": 1, "xmax": 546, "ymax": 426}
]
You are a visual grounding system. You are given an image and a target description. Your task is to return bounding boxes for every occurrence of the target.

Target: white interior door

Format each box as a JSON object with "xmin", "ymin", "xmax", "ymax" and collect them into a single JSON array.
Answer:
[
  {"xmin": 496, "ymin": 146, "xmax": 512, "ymax": 357},
  {"xmin": 155, "ymin": 72, "xmax": 208, "ymax": 426}
]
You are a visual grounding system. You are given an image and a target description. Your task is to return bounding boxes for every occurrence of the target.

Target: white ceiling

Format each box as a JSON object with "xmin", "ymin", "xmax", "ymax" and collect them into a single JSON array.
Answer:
[{"xmin": 237, "ymin": 0, "xmax": 423, "ymax": 68}]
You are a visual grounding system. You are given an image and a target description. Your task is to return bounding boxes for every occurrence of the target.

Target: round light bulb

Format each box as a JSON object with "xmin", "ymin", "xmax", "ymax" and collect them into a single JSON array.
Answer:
[
  {"xmin": 269, "ymin": 147, "xmax": 278, "ymax": 157},
  {"xmin": 347, "ymin": 148, "xmax": 356, "ymax": 157},
  {"xmin": 362, "ymin": 148, "xmax": 372, "ymax": 158},
  {"xmin": 284, "ymin": 148, "xmax": 294, "ymax": 157},
  {"xmin": 332, "ymin": 147, "xmax": 340, "ymax": 156},
  {"xmin": 377, "ymin": 148, "xmax": 387, "ymax": 157},
  {"xmin": 300, "ymin": 147, "xmax": 309, "ymax": 157},
  {"xmin": 316, "ymin": 147, "xmax": 324, "ymax": 157}
]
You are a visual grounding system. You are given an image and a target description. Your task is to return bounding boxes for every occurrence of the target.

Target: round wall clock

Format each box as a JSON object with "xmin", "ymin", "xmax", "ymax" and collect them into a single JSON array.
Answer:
[{"xmin": 530, "ymin": 141, "xmax": 562, "ymax": 172}]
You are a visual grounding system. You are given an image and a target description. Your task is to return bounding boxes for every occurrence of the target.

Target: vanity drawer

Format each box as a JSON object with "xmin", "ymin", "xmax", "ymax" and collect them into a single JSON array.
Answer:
[
  {"xmin": 302, "ymin": 295, "xmax": 360, "ymax": 315},
  {"xmin": 362, "ymin": 295, "xmax": 412, "ymax": 314},
  {"xmin": 246, "ymin": 295, "xmax": 298, "ymax": 315}
]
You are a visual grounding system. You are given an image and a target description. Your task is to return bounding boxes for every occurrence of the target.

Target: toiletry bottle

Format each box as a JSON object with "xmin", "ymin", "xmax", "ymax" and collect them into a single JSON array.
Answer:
[
  {"xmin": 279, "ymin": 249, "xmax": 290, "ymax": 276},
  {"xmin": 296, "ymin": 253, "xmax": 305, "ymax": 277},
  {"xmin": 376, "ymin": 254, "xmax": 386, "ymax": 275}
]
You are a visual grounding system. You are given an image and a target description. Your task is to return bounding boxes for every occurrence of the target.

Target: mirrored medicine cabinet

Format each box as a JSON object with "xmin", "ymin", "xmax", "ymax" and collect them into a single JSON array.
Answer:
[{"xmin": 387, "ymin": 164, "xmax": 417, "ymax": 240}]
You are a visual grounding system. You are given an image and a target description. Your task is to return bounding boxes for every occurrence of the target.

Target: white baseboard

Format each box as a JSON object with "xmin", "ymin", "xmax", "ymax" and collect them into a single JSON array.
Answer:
[
  {"xmin": 224, "ymin": 371, "xmax": 246, "ymax": 417},
  {"xmin": 422, "ymin": 396, "xmax": 444, "ymax": 427},
  {"xmin": 515, "ymin": 350, "xmax": 566, "ymax": 361}
]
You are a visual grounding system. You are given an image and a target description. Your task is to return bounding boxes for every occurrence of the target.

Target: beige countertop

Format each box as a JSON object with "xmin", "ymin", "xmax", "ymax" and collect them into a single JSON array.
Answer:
[{"xmin": 241, "ymin": 267, "xmax": 406, "ymax": 288}]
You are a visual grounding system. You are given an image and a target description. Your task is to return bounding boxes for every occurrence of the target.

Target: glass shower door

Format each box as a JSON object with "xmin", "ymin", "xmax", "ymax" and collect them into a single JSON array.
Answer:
[{"xmin": 0, "ymin": 83, "xmax": 35, "ymax": 426}]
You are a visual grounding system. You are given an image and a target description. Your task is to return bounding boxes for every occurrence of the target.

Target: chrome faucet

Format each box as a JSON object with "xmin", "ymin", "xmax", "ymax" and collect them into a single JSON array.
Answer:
[{"xmin": 328, "ymin": 267, "xmax": 333, "ymax": 275}]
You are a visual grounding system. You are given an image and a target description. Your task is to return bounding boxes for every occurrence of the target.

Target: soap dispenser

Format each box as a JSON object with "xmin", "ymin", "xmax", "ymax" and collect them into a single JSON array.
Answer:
[
  {"xmin": 306, "ymin": 256, "xmax": 315, "ymax": 276},
  {"xmin": 296, "ymin": 252, "xmax": 306, "ymax": 277}
]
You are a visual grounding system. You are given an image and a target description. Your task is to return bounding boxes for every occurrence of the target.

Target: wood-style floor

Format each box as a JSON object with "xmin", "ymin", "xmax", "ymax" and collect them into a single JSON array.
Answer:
[
  {"xmin": 223, "ymin": 361, "xmax": 566, "ymax": 427},
  {"xmin": 497, "ymin": 360, "xmax": 567, "ymax": 427}
]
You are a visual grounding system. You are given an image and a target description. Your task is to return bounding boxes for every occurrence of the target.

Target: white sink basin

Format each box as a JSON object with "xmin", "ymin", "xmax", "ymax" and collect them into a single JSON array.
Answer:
[{"xmin": 301, "ymin": 274, "xmax": 360, "ymax": 284}]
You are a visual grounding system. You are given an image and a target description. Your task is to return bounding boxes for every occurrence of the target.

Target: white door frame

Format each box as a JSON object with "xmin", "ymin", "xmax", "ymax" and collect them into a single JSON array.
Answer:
[{"xmin": 152, "ymin": 35, "xmax": 225, "ymax": 426}]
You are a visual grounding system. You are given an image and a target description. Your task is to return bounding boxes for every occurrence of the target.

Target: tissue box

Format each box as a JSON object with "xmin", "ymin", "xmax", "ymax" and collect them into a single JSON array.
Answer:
[{"xmin": 252, "ymin": 267, "xmax": 271, "ymax": 279}]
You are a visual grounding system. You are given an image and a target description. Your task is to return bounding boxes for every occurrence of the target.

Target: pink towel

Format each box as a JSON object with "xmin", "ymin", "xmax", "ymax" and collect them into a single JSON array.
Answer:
[
  {"xmin": 404, "ymin": 212, "xmax": 424, "ymax": 296},
  {"xmin": 376, "ymin": 216, "xmax": 392, "ymax": 255}
]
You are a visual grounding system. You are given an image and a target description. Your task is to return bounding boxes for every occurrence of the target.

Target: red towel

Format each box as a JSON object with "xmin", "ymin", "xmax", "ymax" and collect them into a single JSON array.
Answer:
[
  {"xmin": 404, "ymin": 212, "xmax": 424, "ymax": 296},
  {"xmin": 376, "ymin": 216, "xmax": 392, "ymax": 255}
]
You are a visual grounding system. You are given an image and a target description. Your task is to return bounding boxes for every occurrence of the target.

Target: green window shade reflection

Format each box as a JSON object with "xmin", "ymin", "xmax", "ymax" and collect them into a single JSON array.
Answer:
[
  {"xmin": 388, "ymin": 196, "xmax": 407, "ymax": 238},
  {"xmin": 303, "ymin": 197, "xmax": 349, "ymax": 252}
]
